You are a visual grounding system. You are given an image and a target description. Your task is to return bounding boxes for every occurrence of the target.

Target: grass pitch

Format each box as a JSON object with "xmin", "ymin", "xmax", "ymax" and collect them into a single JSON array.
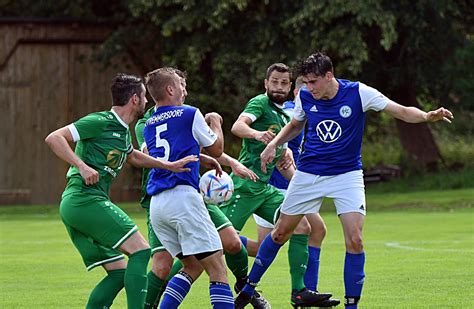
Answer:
[{"xmin": 1, "ymin": 188, "xmax": 473, "ymax": 308}]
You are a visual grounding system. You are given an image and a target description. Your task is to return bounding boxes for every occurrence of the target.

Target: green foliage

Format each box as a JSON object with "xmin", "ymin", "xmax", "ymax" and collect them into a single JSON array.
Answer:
[{"xmin": 2, "ymin": 0, "xmax": 473, "ymax": 169}]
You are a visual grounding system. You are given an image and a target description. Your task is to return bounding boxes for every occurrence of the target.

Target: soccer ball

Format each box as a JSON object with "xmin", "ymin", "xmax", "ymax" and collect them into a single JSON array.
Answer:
[{"xmin": 199, "ymin": 170, "xmax": 234, "ymax": 205}]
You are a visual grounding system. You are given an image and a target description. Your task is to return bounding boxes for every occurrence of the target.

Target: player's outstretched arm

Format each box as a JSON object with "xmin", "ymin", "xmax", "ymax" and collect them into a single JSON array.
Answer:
[
  {"xmin": 260, "ymin": 118, "xmax": 305, "ymax": 173},
  {"xmin": 231, "ymin": 115, "xmax": 275, "ymax": 144},
  {"xmin": 383, "ymin": 101, "xmax": 454, "ymax": 123},
  {"xmin": 200, "ymin": 153, "xmax": 223, "ymax": 176},
  {"xmin": 45, "ymin": 126, "xmax": 99, "ymax": 185},
  {"xmin": 127, "ymin": 149, "xmax": 198, "ymax": 172},
  {"xmin": 217, "ymin": 153, "xmax": 259, "ymax": 182}
]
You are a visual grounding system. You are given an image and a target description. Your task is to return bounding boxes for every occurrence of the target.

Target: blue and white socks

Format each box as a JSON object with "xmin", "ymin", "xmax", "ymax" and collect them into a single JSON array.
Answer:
[
  {"xmin": 210, "ymin": 282, "xmax": 234, "ymax": 308},
  {"xmin": 159, "ymin": 272, "xmax": 192, "ymax": 309}
]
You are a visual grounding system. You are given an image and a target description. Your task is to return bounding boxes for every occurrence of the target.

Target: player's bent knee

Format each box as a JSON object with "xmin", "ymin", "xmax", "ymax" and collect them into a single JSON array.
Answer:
[
  {"xmin": 223, "ymin": 238, "xmax": 242, "ymax": 254},
  {"xmin": 294, "ymin": 217, "xmax": 311, "ymax": 235},
  {"xmin": 272, "ymin": 228, "xmax": 292, "ymax": 244},
  {"xmin": 346, "ymin": 235, "xmax": 364, "ymax": 252},
  {"xmin": 103, "ymin": 259, "xmax": 127, "ymax": 271},
  {"xmin": 120, "ymin": 231, "xmax": 150, "ymax": 255}
]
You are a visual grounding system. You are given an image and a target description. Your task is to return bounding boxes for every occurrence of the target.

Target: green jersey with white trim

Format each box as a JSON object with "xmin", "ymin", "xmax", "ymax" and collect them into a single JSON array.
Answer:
[
  {"xmin": 62, "ymin": 110, "xmax": 133, "ymax": 198},
  {"xmin": 238, "ymin": 94, "xmax": 290, "ymax": 183},
  {"xmin": 135, "ymin": 106, "xmax": 155, "ymax": 208}
]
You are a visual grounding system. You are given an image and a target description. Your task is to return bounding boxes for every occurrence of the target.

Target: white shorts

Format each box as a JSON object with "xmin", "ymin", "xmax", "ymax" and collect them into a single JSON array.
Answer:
[
  {"xmin": 253, "ymin": 214, "xmax": 275, "ymax": 229},
  {"xmin": 150, "ymin": 185, "xmax": 222, "ymax": 257},
  {"xmin": 281, "ymin": 170, "xmax": 366, "ymax": 216},
  {"xmin": 252, "ymin": 187, "xmax": 286, "ymax": 229}
]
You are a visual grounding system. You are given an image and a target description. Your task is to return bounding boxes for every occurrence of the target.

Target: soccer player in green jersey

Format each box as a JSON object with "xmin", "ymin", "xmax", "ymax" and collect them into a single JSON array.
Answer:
[
  {"xmin": 136, "ymin": 69, "xmax": 269, "ymax": 308},
  {"xmin": 221, "ymin": 63, "xmax": 333, "ymax": 307},
  {"xmin": 45, "ymin": 73, "xmax": 197, "ymax": 309}
]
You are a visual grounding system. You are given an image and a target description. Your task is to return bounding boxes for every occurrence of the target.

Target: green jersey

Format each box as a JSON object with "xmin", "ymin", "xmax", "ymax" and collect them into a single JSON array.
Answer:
[
  {"xmin": 135, "ymin": 106, "xmax": 155, "ymax": 208},
  {"xmin": 62, "ymin": 110, "xmax": 133, "ymax": 198},
  {"xmin": 238, "ymin": 94, "xmax": 290, "ymax": 183}
]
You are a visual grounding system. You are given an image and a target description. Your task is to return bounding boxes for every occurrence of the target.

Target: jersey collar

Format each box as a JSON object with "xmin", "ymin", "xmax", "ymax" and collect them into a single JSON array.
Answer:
[{"xmin": 110, "ymin": 109, "xmax": 128, "ymax": 128}]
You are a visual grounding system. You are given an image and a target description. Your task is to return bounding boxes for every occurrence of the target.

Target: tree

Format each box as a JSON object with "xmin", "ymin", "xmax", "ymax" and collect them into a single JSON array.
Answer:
[{"xmin": 3, "ymin": 0, "xmax": 472, "ymax": 168}]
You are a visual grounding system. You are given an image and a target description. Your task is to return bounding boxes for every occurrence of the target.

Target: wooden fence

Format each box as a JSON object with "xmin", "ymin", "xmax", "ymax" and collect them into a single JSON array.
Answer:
[{"xmin": 0, "ymin": 20, "xmax": 143, "ymax": 205}]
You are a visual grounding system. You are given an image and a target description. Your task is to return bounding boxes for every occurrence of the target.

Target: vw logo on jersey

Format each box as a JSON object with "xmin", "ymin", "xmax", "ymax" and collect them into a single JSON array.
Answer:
[
  {"xmin": 339, "ymin": 105, "xmax": 352, "ymax": 118},
  {"xmin": 316, "ymin": 120, "xmax": 342, "ymax": 143}
]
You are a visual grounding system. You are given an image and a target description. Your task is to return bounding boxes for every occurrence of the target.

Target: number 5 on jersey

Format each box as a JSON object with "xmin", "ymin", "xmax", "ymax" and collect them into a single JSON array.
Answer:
[{"xmin": 155, "ymin": 124, "xmax": 170, "ymax": 161}]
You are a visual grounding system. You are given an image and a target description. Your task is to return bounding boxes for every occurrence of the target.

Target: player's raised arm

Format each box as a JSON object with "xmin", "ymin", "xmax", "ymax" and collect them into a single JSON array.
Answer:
[
  {"xmin": 260, "ymin": 118, "xmax": 305, "ymax": 173},
  {"xmin": 45, "ymin": 126, "xmax": 99, "ymax": 185},
  {"xmin": 231, "ymin": 115, "xmax": 275, "ymax": 145},
  {"xmin": 202, "ymin": 112, "xmax": 224, "ymax": 157},
  {"xmin": 383, "ymin": 101, "xmax": 454, "ymax": 123}
]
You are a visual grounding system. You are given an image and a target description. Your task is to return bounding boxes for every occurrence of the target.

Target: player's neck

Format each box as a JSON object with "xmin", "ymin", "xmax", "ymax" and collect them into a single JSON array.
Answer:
[{"xmin": 156, "ymin": 99, "xmax": 181, "ymax": 108}]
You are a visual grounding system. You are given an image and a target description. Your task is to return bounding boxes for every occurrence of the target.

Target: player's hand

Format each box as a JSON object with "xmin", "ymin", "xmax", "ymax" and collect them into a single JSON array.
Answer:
[
  {"xmin": 200, "ymin": 155, "xmax": 223, "ymax": 177},
  {"xmin": 167, "ymin": 155, "xmax": 199, "ymax": 173},
  {"xmin": 260, "ymin": 143, "xmax": 276, "ymax": 173},
  {"xmin": 230, "ymin": 160, "xmax": 259, "ymax": 182},
  {"xmin": 425, "ymin": 107, "xmax": 454, "ymax": 123},
  {"xmin": 276, "ymin": 148, "xmax": 295, "ymax": 171},
  {"xmin": 255, "ymin": 130, "xmax": 276, "ymax": 145},
  {"xmin": 205, "ymin": 112, "xmax": 223, "ymax": 125},
  {"xmin": 78, "ymin": 164, "xmax": 99, "ymax": 185}
]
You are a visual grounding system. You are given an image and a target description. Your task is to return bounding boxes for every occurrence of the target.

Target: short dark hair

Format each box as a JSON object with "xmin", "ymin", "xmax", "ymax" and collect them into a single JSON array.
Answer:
[
  {"xmin": 294, "ymin": 52, "xmax": 333, "ymax": 77},
  {"xmin": 266, "ymin": 63, "xmax": 291, "ymax": 79},
  {"xmin": 110, "ymin": 73, "xmax": 143, "ymax": 106},
  {"xmin": 145, "ymin": 67, "xmax": 179, "ymax": 102}
]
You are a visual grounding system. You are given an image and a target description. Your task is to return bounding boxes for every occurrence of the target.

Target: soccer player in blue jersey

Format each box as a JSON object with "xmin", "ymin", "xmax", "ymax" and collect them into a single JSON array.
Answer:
[
  {"xmin": 143, "ymin": 67, "xmax": 234, "ymax": 308},
  {"xmin": 235, "ymin": 52, "xmax": 454, "ymax": 308},
  {"xmin": 251, "ymin": 77, "xmax": 335, "ymax": 305}
]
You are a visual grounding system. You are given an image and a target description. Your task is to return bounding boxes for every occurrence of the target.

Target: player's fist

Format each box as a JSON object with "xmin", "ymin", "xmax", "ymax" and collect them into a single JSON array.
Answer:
[
  {"xmin": 78, "ymin": 164, "xmax": 99, "ymax": 185},
  {"xmin": 255, "ymin": 130, "xmax": 276, "ymax": 145},
  {"xmin": 205, "ymin": 112, "xmax": 223, "ymax": 125}
]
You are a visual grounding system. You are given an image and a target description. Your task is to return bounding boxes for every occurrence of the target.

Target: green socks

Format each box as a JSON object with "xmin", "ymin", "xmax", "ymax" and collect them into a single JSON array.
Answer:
[
  {"xmin": 125, "ymin": 248, "xmax": 151, "ymax": 309},
  {"xmin": 86, "ymin": 269, "xmax": 125, "ymax": 309},
  {"xmin": 225, "ymin": 244, "xmax": 249, "ymax": 280},
  {"xmin": 145, "ymin": 271, "xmax": 163, "ymax": 309},
  {"xmin": 288, "ymin": 234, "xmax": 309, "ymax": 292},
  {"xmin": 166, "ymin": 259, "xmax": 184, "ymax": 281}
]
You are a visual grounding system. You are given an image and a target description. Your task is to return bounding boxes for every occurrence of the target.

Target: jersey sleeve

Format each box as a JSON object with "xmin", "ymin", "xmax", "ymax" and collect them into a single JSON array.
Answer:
[
  {"xmin": 239, "ymin": 97, "xmax": 265, "ymax": 123},
  {"xmin": 67, "ymin": 113, "xmax": 107, "ymax": 142},
  {"xmin": 126, "ymin": 132, "xmax": 133, "ymax": 154},
  {"xmin": 135, "ymin": 118, "xmax": 147, "ymax": 151},
  {"xmin": 358, "ymin": 83, "xmax": 390, "ymax": 112},
  {"xmin": 192, "ymin": 109, "xmax": 218, "ymax": 147},
  {"xmin": 293, "ymin": 90, "xmax": 307, "ymax": 121}
]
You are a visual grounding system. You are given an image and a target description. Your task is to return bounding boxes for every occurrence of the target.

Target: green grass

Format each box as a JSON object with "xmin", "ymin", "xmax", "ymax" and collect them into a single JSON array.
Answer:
[{"xmin": 1, "ymin": 189, "xmax": 473, "ymax": 308}]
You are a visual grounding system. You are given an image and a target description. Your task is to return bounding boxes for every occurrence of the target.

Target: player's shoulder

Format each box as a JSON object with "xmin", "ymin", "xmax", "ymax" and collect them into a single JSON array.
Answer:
[
  {"xmin": 299, "ymin": 87, "xmax": 313, "ymax": 101},
  {"xmin": 248, "ymin": 93, "xmax": 269, "ymax": 105},
  {"xmin": 338, "ymin": 79, "xmax": 360, "ymax": 90},
  {"xmin": 283, "ymin": 100, "xmax": 295, "ymax": 110},
  {"xmin": 79, "ymin": 111, "xmax": 116, "ymax": 125}
]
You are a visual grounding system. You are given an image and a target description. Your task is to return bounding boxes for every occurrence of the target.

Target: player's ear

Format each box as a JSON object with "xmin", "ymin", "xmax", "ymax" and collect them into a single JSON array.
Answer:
[
  {"xmin": 264, "ymin": 79, "xmax": 269, "ymax": 91},
  {"xmin": 166, "ymin": 85, "xmax": 173, "ymax": 96}
]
